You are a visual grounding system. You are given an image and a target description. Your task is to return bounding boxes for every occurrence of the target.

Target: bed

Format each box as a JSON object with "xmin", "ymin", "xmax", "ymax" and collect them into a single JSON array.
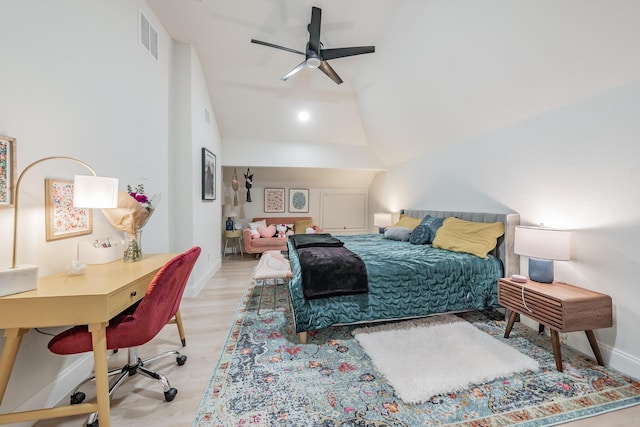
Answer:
[{"xmin": 287, "ymin": 209, "xmax": 520, "ymax": 343}]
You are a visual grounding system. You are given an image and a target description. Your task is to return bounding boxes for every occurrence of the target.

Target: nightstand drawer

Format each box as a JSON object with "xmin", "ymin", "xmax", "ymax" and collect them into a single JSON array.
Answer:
[
  {"xmin": 498, "ymin": 278, "xmax": 612, "ymax": 332},
  {"xmin": 499, "ymin": 280, "xmax": 564, "ymax": 329}
]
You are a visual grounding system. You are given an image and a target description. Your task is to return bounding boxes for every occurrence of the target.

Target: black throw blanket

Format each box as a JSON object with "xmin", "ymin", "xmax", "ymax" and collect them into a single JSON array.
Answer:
[
  {"xmin": 296, "ymin": 244, "xmax": 369, "ymax": 300},
  {"xmin": 288, "ymin": 233, "xmax": 344, "ymax": 249}
]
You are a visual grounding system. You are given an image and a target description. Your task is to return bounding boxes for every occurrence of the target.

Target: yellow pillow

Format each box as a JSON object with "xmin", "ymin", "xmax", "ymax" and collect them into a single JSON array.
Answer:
[
  {"xmin": 432, "ymin": 217, "xmax": 504, "ymax": 259},
  {"xmin": 294, "ymin": 219, "xmax": 314, "ymax": 234},
  {"xmin": 391, "ymin": 215, "xmax": 421, "ymax": 231}
]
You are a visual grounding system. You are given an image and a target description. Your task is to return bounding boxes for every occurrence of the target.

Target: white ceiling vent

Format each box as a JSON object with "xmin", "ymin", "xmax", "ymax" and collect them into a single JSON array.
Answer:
[{"xmin": 140, "ymin": 10, "xmax": 158, "ymax": 61}]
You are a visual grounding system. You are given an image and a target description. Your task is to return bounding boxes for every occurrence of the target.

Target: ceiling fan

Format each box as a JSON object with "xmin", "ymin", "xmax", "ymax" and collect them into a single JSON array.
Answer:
[{"xmin": 251, "ymin": 6, "xmax": 375, "ymax": 85}]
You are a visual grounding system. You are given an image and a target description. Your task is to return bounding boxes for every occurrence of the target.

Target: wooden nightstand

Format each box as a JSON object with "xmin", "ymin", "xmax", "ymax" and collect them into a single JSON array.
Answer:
[
  {"xmin": 498, "ymin": 278, "xmax": 612, "ymax": 372},
  {"xmin": 224, "ymin": 229, "xmax": 243, "ymax": 257}
]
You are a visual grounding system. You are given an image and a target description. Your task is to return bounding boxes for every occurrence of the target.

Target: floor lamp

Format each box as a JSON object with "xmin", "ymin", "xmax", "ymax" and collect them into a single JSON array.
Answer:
[{"xmin": 1, "ymin": 156, "xmax": 119, "ymax": 297}]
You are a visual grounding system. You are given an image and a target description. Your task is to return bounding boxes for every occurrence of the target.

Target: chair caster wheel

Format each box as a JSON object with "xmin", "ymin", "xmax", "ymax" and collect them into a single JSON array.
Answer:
[
  {"xmin": 176, "ymin": 354, "xmax": 187, "ymax": 366},
  {"xmin": 164, "ymin": 387, "xmax": 178, "ymax": 402},
  {"xmin": 70, "ymin": 391, "xmax": 86, "ymax": 404}
]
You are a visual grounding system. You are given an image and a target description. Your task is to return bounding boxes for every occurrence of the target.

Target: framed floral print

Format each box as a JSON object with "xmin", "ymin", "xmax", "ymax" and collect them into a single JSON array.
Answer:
[
  {"xmin": 264, "ymin": 188, "xmax": 285, "ymax": 213},
  {"xmin": 0, "ymin": 134, "xmax": 16, "ymax": 208},
  {"xmin": 45, "ymin": 179, "xmax": 93, "ymax": 241},
  {"xmin": 289, "ymin": 188, "xmax": 309, "ymax": 213}
]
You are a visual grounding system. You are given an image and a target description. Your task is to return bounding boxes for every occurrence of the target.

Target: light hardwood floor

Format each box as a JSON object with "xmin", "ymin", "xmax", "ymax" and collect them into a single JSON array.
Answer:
[{"xmin": 34, "ymin": 254, "xmax": 639, "ymax": 426}]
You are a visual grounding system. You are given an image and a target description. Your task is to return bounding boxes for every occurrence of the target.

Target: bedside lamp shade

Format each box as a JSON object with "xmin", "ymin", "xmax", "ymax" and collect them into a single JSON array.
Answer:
[
  {"xmin": 514, "ymin": 226, "xmax": 571, "ymax": 283},
  {"xmin": 374, "ymin": 212, "xmax": 392, "ymax": 234}
]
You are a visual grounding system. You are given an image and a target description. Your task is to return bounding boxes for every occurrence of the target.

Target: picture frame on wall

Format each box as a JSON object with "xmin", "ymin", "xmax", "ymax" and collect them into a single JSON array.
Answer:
[
  {"xmin": 0, "ymin": 134, "xmax": 16, "ymax": 208},
  {"xmin": 264, "ymin": 188, "xmax": 285, "ymax": 213},
  {"xmin": 289, "ymin": 188, "xmax": 309, "ymax": 213},
  {"xmin": 201, "ymin": 147, "xmax": 216, "ymax": 201},
  {"xmin": 45, "ymin": 178, "xmax": 93, "ymax": 241}
]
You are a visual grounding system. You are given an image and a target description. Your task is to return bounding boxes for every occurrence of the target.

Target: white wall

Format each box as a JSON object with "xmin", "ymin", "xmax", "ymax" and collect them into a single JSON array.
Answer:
[
  {"xmin": 171, "ymin": 43, "xmax": 222, "ymax": 297},
  {"xmin": 220, "ymin": 166, "xmax": 377, "ymax": 233},
  {"xmin": 0, "ymin": 0, "xmax": 220, "ymax": 419},
  {"xmin": 369, "ymin": 79, "xmax": 640, "ymax": 378}
]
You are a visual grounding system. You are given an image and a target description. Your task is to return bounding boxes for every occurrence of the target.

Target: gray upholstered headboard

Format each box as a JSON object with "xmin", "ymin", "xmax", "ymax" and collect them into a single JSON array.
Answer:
[{"xmin": 401, "ymin": 209, "xmax": 520, "ymax": 277}]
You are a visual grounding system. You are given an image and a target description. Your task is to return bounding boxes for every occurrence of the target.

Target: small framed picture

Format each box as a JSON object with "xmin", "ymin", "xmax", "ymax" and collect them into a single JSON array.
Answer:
[
  {"xmin": 201, "ymin": 147, "xmax": 216, "ymax": 201},
  {"xmin": 289, "ymin": 188, "xmax": 309, "ymax": 213},
  {"xmin": 45, "ymin": 179, "xmax": 93, "ymax": 241},
  {"xmin": 0, "ymin": 134, "xmax": 16, "ymax": 208},
  {"xmin": 264, "ymin": 188, "xmax": 285, "ymax": 213}
]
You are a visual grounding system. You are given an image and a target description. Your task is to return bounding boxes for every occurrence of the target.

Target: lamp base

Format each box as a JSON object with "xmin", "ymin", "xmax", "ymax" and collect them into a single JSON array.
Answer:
[
  {"xmin": 0, "ymin": 265, "xmax": 39, "ymax": 296},
  {"xmin": 529, "ymin": 257, "xmax": 554, "ymax": 283}
]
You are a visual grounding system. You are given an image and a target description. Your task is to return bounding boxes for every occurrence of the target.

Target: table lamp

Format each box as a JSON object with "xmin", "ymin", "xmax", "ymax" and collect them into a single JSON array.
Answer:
[
  {"xmin": 1, "ymin": 156, "xmax": 118, "ymax": 297},
  {"xmin": 514, "ymin": 225, "xmax": 571, "ymax": 283},
  {"xmin": 374, "ymin": 212, "xmax": 392, "ymax": 234},
  {"xmin": 223, "ymin": 204, "xmax": 238, "ymax": 231}
]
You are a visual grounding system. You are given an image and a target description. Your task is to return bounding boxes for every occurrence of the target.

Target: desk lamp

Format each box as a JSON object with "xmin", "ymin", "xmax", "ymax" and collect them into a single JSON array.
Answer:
[
  {"xmin": 373, "ymin": 212, "xmax": 392, "ymax": 234},
  {"xmin": 514, "ymin": 225, "xmax": 571, "ymax": 283},
  {"xmin": 1, "ymin": 157, "xmax": 118, "ymax": 296}
]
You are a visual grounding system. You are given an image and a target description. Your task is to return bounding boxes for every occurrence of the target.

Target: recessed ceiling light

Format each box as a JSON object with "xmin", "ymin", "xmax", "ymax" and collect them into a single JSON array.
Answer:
[{"xmin": 298, "ymin": 111, "xmax": 310, "ymax": 122}]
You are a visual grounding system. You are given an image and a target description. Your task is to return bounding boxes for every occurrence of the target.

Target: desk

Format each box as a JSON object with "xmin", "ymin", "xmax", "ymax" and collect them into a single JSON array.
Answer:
[{"xmin": 0, "ymin": 253, "xmax": 175, "ymax": 426}]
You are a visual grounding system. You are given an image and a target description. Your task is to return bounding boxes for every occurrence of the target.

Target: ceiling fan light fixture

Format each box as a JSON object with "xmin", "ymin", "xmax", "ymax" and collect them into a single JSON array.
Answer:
[{"xmin": 306, "ymin": 57, "xmax": 321, "ymax": 69}]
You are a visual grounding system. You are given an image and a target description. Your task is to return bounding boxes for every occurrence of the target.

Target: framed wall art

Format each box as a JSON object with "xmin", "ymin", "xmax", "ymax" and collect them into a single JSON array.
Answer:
[
  {"xmin": 289, "ymin": 188, "xmax": 309, "ymax": 213},
  {"xmin": 264, "ymin": 188, "xmax": 285, "ymax": 213},
  {"xmin": 0, "ymin": 134, "xmax": 16, "ymax": 208},
  {"xmin": 45, "ymin": 178, "xmax": 93, "ymax": 241},
  {"xmin": 201, "ymin": 147, "xmax": 216, "ymax": 201}
]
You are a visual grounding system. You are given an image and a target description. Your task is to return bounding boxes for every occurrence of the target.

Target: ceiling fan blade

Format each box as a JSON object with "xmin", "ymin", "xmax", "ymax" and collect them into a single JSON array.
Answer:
[
  {"xmin": 281, "ymin": 61, "xmax": 307, "ymax": 81},
  {"xmin": 321, "ymin": 46, "xmax": 375, "ymax": 61},
  {"xmin": 307, "ymin": 6, "xmax": 322, "ymax": 53},
  {"xmin": 251, "ymin": 39, "xmax": 305, "ymax": 56},
  {"xmin": 318, "ymin": 60, "xmax": 343, "ymax": 85}
]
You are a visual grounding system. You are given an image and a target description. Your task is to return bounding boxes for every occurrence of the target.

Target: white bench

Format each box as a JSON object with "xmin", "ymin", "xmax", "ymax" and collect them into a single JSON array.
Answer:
[{"xmin": 254, "ymin": 251, "xmax": 291, "ymax": 314}]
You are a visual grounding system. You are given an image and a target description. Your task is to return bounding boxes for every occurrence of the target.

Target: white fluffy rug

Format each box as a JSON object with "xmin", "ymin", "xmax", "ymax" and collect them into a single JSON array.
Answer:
[{"xmin": 352, "ymin": 314, "xmax": 539, "ymax": 404}]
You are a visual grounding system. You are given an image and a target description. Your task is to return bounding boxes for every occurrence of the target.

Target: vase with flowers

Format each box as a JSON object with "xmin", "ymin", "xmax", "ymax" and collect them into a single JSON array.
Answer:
[{"xmin": 102, "ymin": 184, "xmax": 158, "ymax": 262}]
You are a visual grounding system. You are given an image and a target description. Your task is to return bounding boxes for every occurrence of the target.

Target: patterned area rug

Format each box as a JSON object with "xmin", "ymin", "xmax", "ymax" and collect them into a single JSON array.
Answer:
[{"xmin": 193, "ymin": 277, "xmax": 640, "ymax": 426}]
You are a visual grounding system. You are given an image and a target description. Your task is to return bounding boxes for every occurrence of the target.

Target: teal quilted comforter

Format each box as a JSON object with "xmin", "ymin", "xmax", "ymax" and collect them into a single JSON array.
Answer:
[{"xmin": 288, "ymin": 234, "xmax": 503, "ymax": 333}]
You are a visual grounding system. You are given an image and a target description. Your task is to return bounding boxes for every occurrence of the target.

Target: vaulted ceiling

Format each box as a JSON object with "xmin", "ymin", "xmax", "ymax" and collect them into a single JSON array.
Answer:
[{"xmin": 147, "ymin": 0, "xmax": 640, "ymax": 168}]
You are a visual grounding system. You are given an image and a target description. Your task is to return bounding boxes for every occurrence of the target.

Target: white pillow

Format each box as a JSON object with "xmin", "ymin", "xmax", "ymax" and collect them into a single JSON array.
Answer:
[{"xmin": 248, "ymin": 220, "xmax": 267, "ymax": 231}]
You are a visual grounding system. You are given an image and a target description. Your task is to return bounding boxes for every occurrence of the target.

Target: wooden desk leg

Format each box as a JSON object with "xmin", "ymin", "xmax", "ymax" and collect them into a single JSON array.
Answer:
[
  {"xmin": 585, "ymin": 330, "xmax": 605, "ymax": 366},
  {"xmin": 0, "ymin": 328, "xmax": 29, "ymax": 405},
  {"xmin": 504, "ymin": 310, "xmax": 518, "ymax": 338},
  {"xmin": 550, "ymin": 329, "xmax": 563, "ymax": 372},
  {"xmin": 88, "ymin": 322, "xmax": 111, "ymax": 427}
]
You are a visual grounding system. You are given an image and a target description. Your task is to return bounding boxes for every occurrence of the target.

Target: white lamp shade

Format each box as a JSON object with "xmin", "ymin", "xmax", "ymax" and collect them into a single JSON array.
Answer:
[
  {"xmin": 222, "ymin": 204, "xmax": 238, "ymax": 218},
  {"xmin": 514, "ymin": 226, "xmax": 571, "ymax": 261},
  {"xmin": 373, "ymin": 213, "xmax": 392, "ymax": 227},
  {"xmin": 73, "ymin": 175, "xmax": 119, "ymax": 208}
]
